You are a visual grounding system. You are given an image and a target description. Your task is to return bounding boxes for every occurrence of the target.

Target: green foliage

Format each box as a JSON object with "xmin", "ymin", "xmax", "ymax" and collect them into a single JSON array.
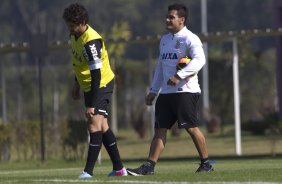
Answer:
[
  {"xmin": 12, "ymin": 121, "xmax": 40, "ymax": 160},
  {"xmin": 0, "ymin": 123, "xmax": 10, "ymax": 140},
  {"xmin": 239, "ymin": 40, "xmax": 277, "ymax": 123},
  {"xmin": 62, "ymin": 119, "xmax": 88, "ymax": 146},
  {"xmin": 208, "ymin": 0, "xmax": 274, "ymax": 31},
  {"xmin": 242, "ymin": 113, "xmax": 282, "ymax": 135},
  {"xmin": 61, "ymin": 119, "xmax": 88, "ymax": 159},
  {"xmin": 0, "ymin": 123, "xmax": 11, "ymax": 150},
  {"xmin": 208, "ymin": 39, "xmax": 277, "ymax": 131},
  {"xmin": 209, "ymin": 43, "xmax": 234, "ymax": 127},
  {"xmin": 114, "ymin": 59, "xmax": 151, "ymax": 130},
  {"xmin": 106, "ymin": 21, "xmax": 131, "ymax": 67}
]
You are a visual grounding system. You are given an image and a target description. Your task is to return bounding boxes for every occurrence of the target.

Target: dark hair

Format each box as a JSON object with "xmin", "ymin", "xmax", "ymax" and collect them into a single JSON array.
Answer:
[
  {"xmin": 62, "ymin": 3, "xmax": 89, "ymax": 24},
  {"xmin": 168, "ymin": 4, "xmax": 188, "ymax": 24}
]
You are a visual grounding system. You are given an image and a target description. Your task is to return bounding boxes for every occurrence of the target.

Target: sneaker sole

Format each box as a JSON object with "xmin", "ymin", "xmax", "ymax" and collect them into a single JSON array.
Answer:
[
  {"xmin": 127, "ymin": 170, "xmax": 142, "ymax": 176},
  {"xmin": 127, "ymin": 170, "xmax": 154, "ymax": 176},
  {"xmin": 79, "ymin": 176, "xmax": 93, "ymax": 179},
  {"xmin": 196, "ymin": 168, "xmax": 214, "ymax": 173},
  {"xmin": 109, "ymin": 173, "xmax": 128, "ymax": 177}
]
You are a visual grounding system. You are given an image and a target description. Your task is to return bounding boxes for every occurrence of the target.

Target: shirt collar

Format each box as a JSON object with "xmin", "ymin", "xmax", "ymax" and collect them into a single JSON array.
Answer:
[{"xmin": 172, "ymin": 26, "xmax": 188, "ymax": 37}]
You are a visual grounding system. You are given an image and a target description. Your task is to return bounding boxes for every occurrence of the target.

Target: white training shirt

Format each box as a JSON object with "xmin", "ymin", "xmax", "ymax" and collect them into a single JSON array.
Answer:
[{"xmin": 150, "ymin": 26, "xmax": 206, "ymax": 94}]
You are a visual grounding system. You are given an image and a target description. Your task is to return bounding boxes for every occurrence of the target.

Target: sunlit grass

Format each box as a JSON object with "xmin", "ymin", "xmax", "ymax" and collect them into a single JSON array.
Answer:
[
  {"xmin": 1, "ymin": 158, "xmax": 282, "ymax": 184},
  {"xmin": 1, "ymin": 128, "xmax": 282, "ymax": 184}
]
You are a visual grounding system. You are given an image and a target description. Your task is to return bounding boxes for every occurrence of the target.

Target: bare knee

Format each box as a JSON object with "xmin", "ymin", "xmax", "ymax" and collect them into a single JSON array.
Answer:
[
  {"xmin": 88, "ymin": 114, "xmax": 105, "ymax": 132},
  {"xmin": 153, "ymin": 129, "xmax": 167, "ymax": 143},
  {"xmin": 186, "ymin": 127, "xmax": 201, "ymax": 135}
]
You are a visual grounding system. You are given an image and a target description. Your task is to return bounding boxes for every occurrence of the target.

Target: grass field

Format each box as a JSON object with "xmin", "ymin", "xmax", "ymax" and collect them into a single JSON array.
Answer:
[
  {"xmin": 0, "ymin": 158, "xmax": 282, "ymax": 184},
  {"xmin": 1, "ymin": 128, "xmax": 282, "ymax": 184},
  {"xmin": 113, "ymin": 129, "xmax": 282, "ymax": 159}
]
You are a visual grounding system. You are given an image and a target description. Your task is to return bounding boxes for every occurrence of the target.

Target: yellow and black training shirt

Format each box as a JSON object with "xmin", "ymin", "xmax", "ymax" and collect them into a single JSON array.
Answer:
[{"xmin": 70, "ymin": 25, "xmax": 114, "ymax": 93}]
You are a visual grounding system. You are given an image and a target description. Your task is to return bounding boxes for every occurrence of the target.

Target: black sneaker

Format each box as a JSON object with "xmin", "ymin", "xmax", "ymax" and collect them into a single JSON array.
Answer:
[
  {"xmin": 195, "ymin": 163, "xmax": 214, "ymax": 173},
  {"xmin": 127, "ymin": 163, "xmax": 154, "ymax": 176}
]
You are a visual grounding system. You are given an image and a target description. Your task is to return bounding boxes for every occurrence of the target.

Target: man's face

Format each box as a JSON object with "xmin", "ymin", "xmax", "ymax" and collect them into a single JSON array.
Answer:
[
  {"xmin": 65, "ymin": 21, "xmax": 86, "ymax": 37},
  {"xmin": 166, "ymin": 10, "xmax": 185, "ymax": 33}
]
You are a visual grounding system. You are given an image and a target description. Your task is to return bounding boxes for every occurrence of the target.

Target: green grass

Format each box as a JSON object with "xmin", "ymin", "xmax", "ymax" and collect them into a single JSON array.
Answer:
[
  {"xmin": 112, "ymin": 128, "xmax": 282, "ymax": 159},
  {"xmin": 0, "ymin": 158, "xmax": 282, "ymax": 184},
  {"xmin": 1, "ymin": 128, "xmax": 282, "ymax": 184}
]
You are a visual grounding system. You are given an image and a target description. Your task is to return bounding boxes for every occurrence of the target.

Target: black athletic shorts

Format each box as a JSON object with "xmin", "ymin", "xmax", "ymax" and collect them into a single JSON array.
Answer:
[
  {"xmin": 84, "ymin": 79, "xmax": 114, "ymax": 117},
  {"xmin": 154, "ymin": 92, "xmax": 200, "ymax": 129}
]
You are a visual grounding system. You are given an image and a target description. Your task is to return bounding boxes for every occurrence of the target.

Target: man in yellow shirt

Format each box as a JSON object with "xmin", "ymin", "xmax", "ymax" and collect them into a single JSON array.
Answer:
[{"xmin": 63, "ymin": 3, "xmax": 127, "ymax": 178}]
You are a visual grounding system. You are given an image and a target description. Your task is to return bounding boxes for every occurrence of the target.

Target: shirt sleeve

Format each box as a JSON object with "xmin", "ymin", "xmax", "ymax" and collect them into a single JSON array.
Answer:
[
  {"xmin": 83, "ymin": 39, "xmax": 103, "ymax": 107},
  {"xmin": 149, "ymin": 57, "xmax": 163, "ymax": 94},
  {"xmin": 176, "ymin": 36, "xmax": 206, "ymax": 79},
  {"xmin": 83, "ymin": 39, "xmax": 103, "ymax": 70},
  {"xmin": 87, "ymin": 69, "xmax": 101, "ymax": 107}
]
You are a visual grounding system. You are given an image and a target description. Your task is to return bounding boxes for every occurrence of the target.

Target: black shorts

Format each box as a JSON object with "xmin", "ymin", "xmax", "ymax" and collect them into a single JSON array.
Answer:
[
  {"xmin": 84, "ymin": 80, "xmax": 114, "ymax": 117},
  {"xmin": 155, "ymin": 93, "xmax": 200, "ymax": 129}
]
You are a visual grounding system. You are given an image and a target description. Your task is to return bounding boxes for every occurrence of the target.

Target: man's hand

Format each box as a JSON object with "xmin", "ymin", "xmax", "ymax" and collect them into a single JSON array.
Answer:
[
  {"xmin": 72, "ymin": 81, "xmax": 80, "ymax": 100},
  {"xmin": 145, "ymin": 93, "xmax": 157, "ymax": 106},
  {"xmin": 85, "ymin": 107, "xmax": 95, "ymax": 119},
  {"xmin": 167, "ymin": 74, "xmax": 181, "ymax": 86}
]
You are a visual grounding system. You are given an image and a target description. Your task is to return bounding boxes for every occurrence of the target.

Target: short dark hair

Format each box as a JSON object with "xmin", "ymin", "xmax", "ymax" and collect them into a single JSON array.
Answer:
[
  {"xmin": 62, "ymin": 3, "xmax": 89, "ymax": 24},
  {"xmin": 168, "ymin": 4, "xmax": 188, "ymax": 24}
]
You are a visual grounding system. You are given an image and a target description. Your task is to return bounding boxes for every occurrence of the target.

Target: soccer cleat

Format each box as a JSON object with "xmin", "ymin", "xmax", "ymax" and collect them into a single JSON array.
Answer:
[
  {"xmin": 126, "ymin": 163, "xmax": 154, "ymax": 176},
  {"xmin": 195, "ymin": 163, "xmax": 214, "ymax": 173},
  {"xmin": 108, "ymin": 167, "xmax": 128, "ymax": 176},
  {"xmin": 78, "ymin": 171, "xmax": 93, "ymax": 179}
]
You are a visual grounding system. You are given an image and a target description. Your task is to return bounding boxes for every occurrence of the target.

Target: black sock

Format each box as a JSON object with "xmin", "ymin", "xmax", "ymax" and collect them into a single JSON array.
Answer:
[
  {"xmin": 201, "ymin": 158, "xmax": 210, "ymax": 165},
  {"xmin": 146, "ymin": 159, "xmax": 156, "ymax": 169},
  {"xmin": 84, "ymin": 131, "xmax": 102, "ymax": 175},
  {"xmin": 102, "ymin": 129, "xmax": 123, "ymax": 170}
]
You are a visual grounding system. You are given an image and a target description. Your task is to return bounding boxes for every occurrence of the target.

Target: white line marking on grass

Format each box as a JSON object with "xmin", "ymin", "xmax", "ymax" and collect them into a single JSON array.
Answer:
[
  {"xmin": 33, "ymin": 179, "xmax": 282, "ymax": 184},
  {"xmin": 0, "ymin": 168, "xmax": 80, "ymax": 175}
]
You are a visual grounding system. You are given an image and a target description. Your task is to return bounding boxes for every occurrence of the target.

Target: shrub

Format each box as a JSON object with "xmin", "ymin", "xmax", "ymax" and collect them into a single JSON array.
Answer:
[{"xmin": 242, "ymin": 113, "xmax": 282, "ymax": 135}]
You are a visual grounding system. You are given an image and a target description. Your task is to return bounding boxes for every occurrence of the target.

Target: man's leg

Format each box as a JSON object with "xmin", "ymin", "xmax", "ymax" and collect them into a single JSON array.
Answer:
[
  {"xmin": 101, "ymin": 118, "xmax": 127, "ymax": 176},
  {"xmin": 80, "ymin": 114, "xmax": 104, "ymax": 178},
  {"xmin": 186, "ymin": 127, "xmax": 213, "ymax": 172},
  {"xmin": 148, "ymin": 128, "xmax": 167, "ymax": 162},
  {"xmin": 186, "ymin": 127, "xmax": 208, "ymax": 159},
  {"xmin": 127, "ymin": 128, "xmax": 167, "ymax": 176},
  {"xmin": 127, "ymin": 94, "xmax": 172, "ymax": 176}
]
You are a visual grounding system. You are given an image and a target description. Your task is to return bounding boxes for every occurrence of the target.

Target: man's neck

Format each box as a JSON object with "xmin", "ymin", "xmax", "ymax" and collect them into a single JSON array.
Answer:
[{"xmin": 171, "ymin": 26, "xmax": 185, "ymax": 34}]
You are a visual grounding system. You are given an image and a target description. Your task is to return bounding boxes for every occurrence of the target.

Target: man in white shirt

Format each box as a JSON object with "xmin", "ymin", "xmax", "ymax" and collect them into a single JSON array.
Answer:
[{"xmin": 127, "ymin": 3, "xmax": 213, "ymax": 175}]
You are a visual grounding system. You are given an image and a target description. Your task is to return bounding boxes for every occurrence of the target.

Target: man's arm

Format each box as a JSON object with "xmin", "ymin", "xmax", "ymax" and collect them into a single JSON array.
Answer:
[
  {"xmin": 83, "ymin": 39, "xmax": 103, "ymax": 107},
  {"xmin": 176, "ymin": 37, "xmax": 206, "ymax": 80}
]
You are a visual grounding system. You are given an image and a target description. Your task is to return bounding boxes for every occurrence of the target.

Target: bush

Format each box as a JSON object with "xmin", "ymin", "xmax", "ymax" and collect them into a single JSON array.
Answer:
[
  {"xmin": 0, "ymin": 123, "xmax": 11, "ymax": 145},
  {"xmin": 61, "ymin": 119, "xmax": 88, "ymax": 159},
  {"xmin": 0, "ymin": 123, "xmax": 11, "ymax": 160},
  {"xmin": 13, "ymin": 121, "xmax": 40, "ymax": 160},
  {"xmin": 242, "ymin": 113, "xmax": 282, "ymax": 135}
]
